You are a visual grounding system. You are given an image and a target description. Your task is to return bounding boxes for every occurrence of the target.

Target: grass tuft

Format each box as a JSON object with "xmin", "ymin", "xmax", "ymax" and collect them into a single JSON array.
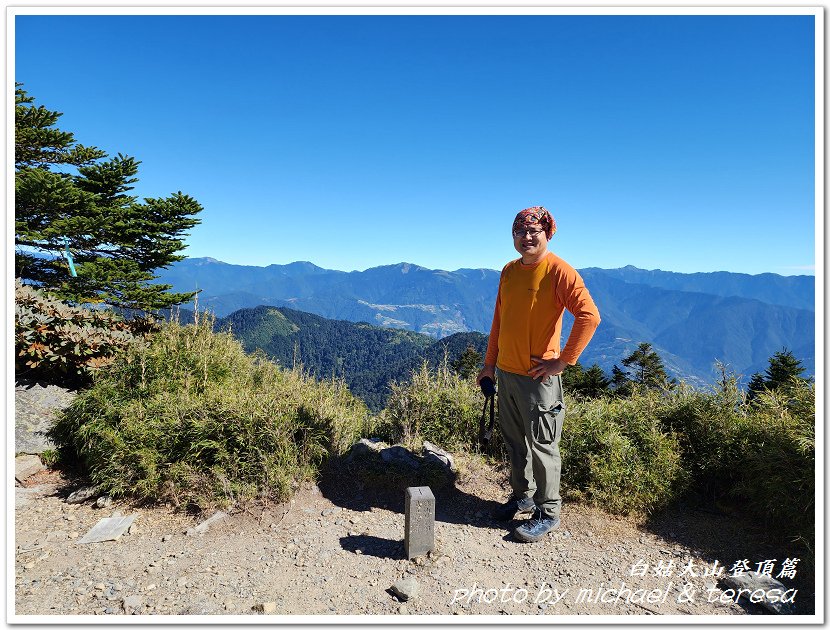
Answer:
[{"xmin": 49, "ymin": 314, "xmax": 370, "ymax": 512}]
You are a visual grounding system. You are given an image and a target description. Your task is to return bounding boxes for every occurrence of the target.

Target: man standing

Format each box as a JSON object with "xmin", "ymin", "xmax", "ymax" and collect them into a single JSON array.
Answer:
[{"xmin": 477, "ymin": 206, "xmax": 600, "ymax": 543}]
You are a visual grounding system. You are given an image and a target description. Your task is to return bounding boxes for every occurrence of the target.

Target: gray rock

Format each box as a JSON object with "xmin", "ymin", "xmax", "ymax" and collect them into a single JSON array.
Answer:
[
  {"xmin": 15, "ymin": 382, "xmax": 76, "ymax": 455},
  {"xmin": 391, "ymin": 577, "xmax": 419, "ymax": 601},
  {"xmin": 78, "ymin": 514, "xmax": 138, "ymax": 544},
  {"xmin": 380, "ymin": 445, "xmax": 420, "ymax": 469},
  {"xmin": 15, "ymin": 455, "xmax": 45, "ymax": 483},
  {"xmin": 422, "ymin": 441, "xmax": 456, "ymax": 472},
  {"xmin": 348, "ymin": 438, "xmax": 387, "ymax": 459},
  {"xmin": 122, "ymin": 595, "xmax": 143, "ymax": 614},
  {"xmin": 96, "ymin": 496, "xmax": 113, "ymax": 509},
  {"xmin": 186, "ymin": 511, "xmax": 229, "ymax": 536},
  {"xmin": 66, "ymin": 486, "xmax": 98, "ymax": 504},
  {"xmin": 719, "ymin": 571, "xmax": 795, "ymax": 614}
]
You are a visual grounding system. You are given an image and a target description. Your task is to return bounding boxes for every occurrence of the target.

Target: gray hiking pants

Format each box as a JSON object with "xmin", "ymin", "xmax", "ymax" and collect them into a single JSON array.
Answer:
[{"xmin": 497, "ymin": 370, "xmax": 565, "ymax": 519}]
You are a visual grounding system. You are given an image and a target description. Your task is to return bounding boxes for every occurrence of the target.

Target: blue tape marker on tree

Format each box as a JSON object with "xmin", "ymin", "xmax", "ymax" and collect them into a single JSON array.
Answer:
[{"xmin": 61, "ymin": 237, "xmax": 77, "ymax": 277}]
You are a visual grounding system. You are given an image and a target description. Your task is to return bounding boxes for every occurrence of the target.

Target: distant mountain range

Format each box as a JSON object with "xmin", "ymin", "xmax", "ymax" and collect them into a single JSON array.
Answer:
[{"xmin": 153, "ymin": 257, "xmax": 815, "ymax": 386}]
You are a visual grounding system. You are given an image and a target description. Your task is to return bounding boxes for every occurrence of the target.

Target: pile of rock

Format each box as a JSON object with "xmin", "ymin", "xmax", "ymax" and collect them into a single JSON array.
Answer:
[{"xmin": 345, "ymin": 438, "xmax": 457, "ymax": 488}]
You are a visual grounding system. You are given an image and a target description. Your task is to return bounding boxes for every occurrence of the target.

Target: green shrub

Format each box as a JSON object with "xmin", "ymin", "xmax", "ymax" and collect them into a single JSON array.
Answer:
[
  {"xmin": 48, "ymin": 314, "xmax": 370, "ymax": 512},
  {"xmin": 562, "ymin": 392, "xmax": 689, "ymax": 514},
  {"xmin": 379, "ymin": 359, "xmax": 814, "ymax": 547},
  {"xmin": 731, "ymin": 381, "xmax": 815, "ymax": 547},
  {"xmin": 651, "ymin": 378, "xmax": 751, "ymax": 497},
  {"xmin": 641, "ymin": 373, "xmax": 814, "ymax": 547},
  {"xmin": 15, "ymin": 280, "xmax": 158, "ymax": 386},
  {"xmin": 383, "ymin": 359, "xmax": 497, "ymax": 454}
]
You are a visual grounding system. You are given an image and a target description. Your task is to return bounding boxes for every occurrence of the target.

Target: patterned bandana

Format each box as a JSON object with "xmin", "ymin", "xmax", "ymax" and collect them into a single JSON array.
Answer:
[{"xmin": 512, "ymin": 206, "xmax": 556, "ymax": 239}]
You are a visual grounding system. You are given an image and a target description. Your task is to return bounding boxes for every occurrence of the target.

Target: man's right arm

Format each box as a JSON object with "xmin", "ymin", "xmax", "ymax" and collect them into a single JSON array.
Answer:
[{"xmin": 478, "ymin": 280, "xmax": 502, "ymax": 385}]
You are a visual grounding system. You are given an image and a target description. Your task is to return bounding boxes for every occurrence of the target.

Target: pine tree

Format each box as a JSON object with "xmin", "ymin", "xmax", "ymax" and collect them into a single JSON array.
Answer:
[
  {"xmin": 746, "ymin": 371, "xmax": 768, "ymax": 399},
  {"xmin": 450, "ymin": 345, "xmax": 482, "ymax": 380},
  {"xmin": 619, "ymin": 342, "xmax": 674, "ymax": 390},
  {"xmin": 581, "ymin": 364, "xmax": 612, "ymax": 398},
  {"xmin": 611, "ymin": 364, "xmax": 633, "ymax": 396},
  {"xmin": 561, "ymin": 361, "xmax": 585, "ymax": 392},
  {"xmin": 748, "ymin": 348, "xmax": 809, "ymax": 400},
  {"xmin": 563, "ymin": 361, "xmax": 611, "ymax": 399},
  {"xmin": 15, "ymin": 84, "xmax": 202, "ymax": 311}
]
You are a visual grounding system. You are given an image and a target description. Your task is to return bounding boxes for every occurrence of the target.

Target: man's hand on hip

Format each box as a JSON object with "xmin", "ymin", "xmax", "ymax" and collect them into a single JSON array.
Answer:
[{"xmin": 528, "ymin": 356, "xmax": 567, "ymax": 380}]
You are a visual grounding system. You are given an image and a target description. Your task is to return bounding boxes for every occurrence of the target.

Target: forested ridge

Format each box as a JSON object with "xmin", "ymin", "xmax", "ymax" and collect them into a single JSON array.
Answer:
[{"xmin": 217, "ymin": 305, "xmax": 488, "ymax": 410}]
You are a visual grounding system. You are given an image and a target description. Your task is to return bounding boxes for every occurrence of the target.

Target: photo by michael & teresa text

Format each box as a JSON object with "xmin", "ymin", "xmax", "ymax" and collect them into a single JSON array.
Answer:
[{"xmin": 449, "ymin": 581, "xmax": 797, "ymax": 608}]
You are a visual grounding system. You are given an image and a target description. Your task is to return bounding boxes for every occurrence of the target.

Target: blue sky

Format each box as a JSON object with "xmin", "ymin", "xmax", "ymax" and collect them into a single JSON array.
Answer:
[{"xmin": 14, "ymin": 12, "xmax": 817, "ymax": 275}]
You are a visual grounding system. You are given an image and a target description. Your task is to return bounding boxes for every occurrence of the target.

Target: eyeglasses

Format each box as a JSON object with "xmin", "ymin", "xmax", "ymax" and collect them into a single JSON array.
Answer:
[{"xmin": 512, "ymin": 228, "xmax": 545, "ymax": 238}]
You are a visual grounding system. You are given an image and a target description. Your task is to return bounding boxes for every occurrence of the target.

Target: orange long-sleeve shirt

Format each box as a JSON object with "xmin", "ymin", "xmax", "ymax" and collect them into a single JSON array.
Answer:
[{"xmin": 484, "ymin": 251, "xmax": 600, "ymax": 376}]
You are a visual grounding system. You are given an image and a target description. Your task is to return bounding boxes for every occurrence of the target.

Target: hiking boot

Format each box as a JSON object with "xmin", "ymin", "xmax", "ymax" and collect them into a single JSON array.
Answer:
[
  {"xmin": 513, "ymin": 508, "xmax": 560, "ymax": 542},
  {"xmin": 492, "ymin": 495, "xmax": 535, "ymax": 521}
]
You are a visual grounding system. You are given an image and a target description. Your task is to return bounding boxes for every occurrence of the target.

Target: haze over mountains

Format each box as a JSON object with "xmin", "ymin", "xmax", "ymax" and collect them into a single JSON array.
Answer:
[{"xmin": 154, "ymin": 257, "xmax": 815, "ymax": 387}]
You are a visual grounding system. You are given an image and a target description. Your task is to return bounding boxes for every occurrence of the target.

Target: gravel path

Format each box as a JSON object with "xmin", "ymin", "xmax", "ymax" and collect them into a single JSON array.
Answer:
[
  {"xmin": 13, "ymin": 461, "xmax": 815, "ymax": 618},
  {"xmin": 13, "ymin": 381, "xmax": 815, "ymax": 619}
]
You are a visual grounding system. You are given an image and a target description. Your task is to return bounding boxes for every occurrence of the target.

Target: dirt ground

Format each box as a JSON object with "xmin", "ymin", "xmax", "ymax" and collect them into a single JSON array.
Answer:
[{"xmin": 13, "ymin": 456, "xmax": 815, "ymax": 620}]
